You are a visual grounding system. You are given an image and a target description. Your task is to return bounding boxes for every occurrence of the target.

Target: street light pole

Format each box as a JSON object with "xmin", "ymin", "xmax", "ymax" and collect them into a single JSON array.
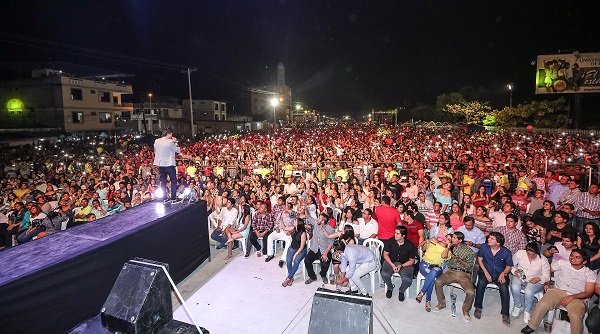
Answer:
[
  {"xmin": 270, "ymin": 97, "xmax": 279, "ymax": 130},
  {"xmin": 148, "ymin": 93, "xmax": 152, "ymax": 135},
  {"xmin": 507, "ymin": 83, "xmax": 513, "ymax": 108},
  {"xmin": 182, "ymin": 67, "xmax": 197, "ymax": 138}
]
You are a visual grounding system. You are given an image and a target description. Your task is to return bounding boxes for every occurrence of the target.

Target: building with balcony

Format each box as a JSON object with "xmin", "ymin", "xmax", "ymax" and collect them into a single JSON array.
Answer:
[{"xmin": 0, "ymin": 63, "xmax": 133, "ymax": 135}]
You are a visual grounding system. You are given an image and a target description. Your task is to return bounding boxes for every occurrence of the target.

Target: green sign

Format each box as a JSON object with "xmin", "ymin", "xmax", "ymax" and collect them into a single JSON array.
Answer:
[{"xmin": 6, "ymin": 98, "xmax": 24, "ymax": 114}]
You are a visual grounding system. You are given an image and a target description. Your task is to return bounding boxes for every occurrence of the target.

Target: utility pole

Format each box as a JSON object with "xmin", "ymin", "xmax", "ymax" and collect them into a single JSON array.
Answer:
[{"xmin": 182, "ymin": 67, "xmax": 197, "ymax": 138}]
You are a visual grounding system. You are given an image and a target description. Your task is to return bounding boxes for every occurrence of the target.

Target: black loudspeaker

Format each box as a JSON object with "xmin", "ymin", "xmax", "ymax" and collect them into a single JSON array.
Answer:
[
  {"xmin": 101, "ymin": 258, "xmax": 172, "ymax": 334},
  {"xmin": 308, "ymin": 288, "xmax": 373, "ymax": 334}
]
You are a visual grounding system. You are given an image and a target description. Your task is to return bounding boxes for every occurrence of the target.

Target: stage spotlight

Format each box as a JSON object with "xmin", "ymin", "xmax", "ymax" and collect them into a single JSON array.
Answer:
[{"xmin": 155, "ymin": 188, "xmax": 164, "ymax": 199}]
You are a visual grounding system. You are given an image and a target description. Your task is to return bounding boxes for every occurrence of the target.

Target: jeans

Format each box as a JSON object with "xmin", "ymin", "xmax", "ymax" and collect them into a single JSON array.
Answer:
[
  {"xmin": 211, "ymin": 229, "xmax": 228, "ymax": 247},
  {"xmin": 419, "ymin": 261, "xmax": 444, "ymax": 302},
  {"xmin": 510, "ymin": 275, "xmax": 544, "ymax": 313},
  {"xmin": 586, "ymin": 306, "xmax": 600, "ymax": 334},
  {"xmin": 474, "ymin": 270, "xmax": 511, "ymax": 316},
  {"xmin": 286, "ymin": 247, "xmax": 307, "ymax": 279},
  {"xmin": 304, "ymin": 249, "xmax": 332, "ymax": 280},
  {"xmin": 348, "ymin": 260, "xmax": 378, "ymax": 294},
  {"xmin": 17, "ymin": 228, "xmax": 43, "ymax": 244},
  {"xmin": 249, "ymin": 231, "xmax": 271, "ymax": 254},
  {"xmin": 159, "ymin": 165, "xmax": 177, "ymax": 200},
  {"xmin": 381, "ymin": 261, "xmax": 413, "ymax": 293}
]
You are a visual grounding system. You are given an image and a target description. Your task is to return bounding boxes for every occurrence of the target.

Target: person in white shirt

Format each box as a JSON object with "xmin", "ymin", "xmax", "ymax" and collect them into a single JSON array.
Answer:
[
  {"xmin": 521, "ymin": 249, "xmax": 596, "ymax": 334},
  {"xmin": 210, "ymin": 198, "xmax": 238, "ymax": 249},
  {"xmin": 511, "ymin": 243, "xmax": 551, "ymax": 323},
  {"xmin": 334, "ymin": 242, "xmax": 377, "ymax": 296},
  {"xmin": 153, "ymin": 129, "xmax": 180, "ymax": 202},
  {"xmin": 357, "ymin": 208, "xmax": 378, "ymax": 244}
]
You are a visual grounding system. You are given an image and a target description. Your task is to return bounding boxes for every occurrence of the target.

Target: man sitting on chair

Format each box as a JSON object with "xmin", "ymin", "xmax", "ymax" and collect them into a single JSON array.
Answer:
[
  {"xmin": 381, "ymin": 225, "xmax": 416, "ymax": 301},
  {"xmin": 521, "ymin": 249, "xmax": 596, "ymax": 334},
  {"xmin": 334, "ymin": 241, "xmax": 377, "ymax": 296},
  {"xmin": 433, "ymin": 231, "xmax": 477, "ymax": 322}
]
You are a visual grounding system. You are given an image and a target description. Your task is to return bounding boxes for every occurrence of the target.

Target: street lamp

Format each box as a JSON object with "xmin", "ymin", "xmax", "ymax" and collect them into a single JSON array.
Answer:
[
  {"xmin": 147, "ymin": 93, "xmax": 152, "ymax": 134},
  {"xmin": 270, "ymin": 97, "xmax": 279, "ymax": 129},
  {"xmin": 507, "ymin": 83, "xmax": 513, "ymax": 108},
  {"xmin": 295, "ymin": 103, "xmax": 301, "ymax": 126}
]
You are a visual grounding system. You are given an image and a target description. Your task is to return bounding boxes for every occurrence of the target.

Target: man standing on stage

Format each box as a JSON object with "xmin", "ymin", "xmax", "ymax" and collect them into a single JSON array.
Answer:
[{"xmin": 154, "ymin": 129, "xmax": 181, "ymax": 203}]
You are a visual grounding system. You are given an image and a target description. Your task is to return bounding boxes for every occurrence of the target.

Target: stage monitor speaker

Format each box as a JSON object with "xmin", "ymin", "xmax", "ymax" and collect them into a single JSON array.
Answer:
[
  {"xmin": 308, "ymin": 288, "xmax": 373, "ymax": 334},
  {"xmin": 101, "ymin": 258, "xmax": 172, "ymax": 334}
]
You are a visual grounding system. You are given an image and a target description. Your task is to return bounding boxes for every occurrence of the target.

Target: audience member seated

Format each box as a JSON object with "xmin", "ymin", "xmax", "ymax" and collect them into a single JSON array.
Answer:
[
  {"xmin": 416, "ymin": 235, "xmax": 452, "ymax": 312},
  {"xmin": 381, "ymin": 226, "xmax": 416, "ymax": 301},
  {"xmin": 281, "ymin": 217, "xmax": 308, "ymax": 287},
  {"xmin": 510, "ymin": 242, "xmax": 550, "ymax": 323}
]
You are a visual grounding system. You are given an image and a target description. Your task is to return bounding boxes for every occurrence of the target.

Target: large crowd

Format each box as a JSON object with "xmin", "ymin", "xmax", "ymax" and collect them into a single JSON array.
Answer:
[{"xmin": 1, "ymin": 124, "xmax": 600, "ymax": 333}]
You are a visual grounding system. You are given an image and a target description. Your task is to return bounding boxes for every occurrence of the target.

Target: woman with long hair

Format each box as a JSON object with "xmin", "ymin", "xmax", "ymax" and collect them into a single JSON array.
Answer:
[
  {"xmin": 282, "ymin": 217, "xmax": 308, "ymax": 287},
  {"xmin": 416, "ymin": 234, "xmax": 452, "ymax": 312},
  {"xmin": 405, "ymin": 175, "xmax": 419, "ymax": 201},
  {"xmin": 449, "ymin": 203, "xmax": 463, "ymax": 230},
  {"xmin": 510, "ymin": 242, "xmax": 550, "ymax": 322},
  {"xmin": 224, "ymin": 204, "xmax": 252, "ymax": 260},
  {"xmin": 429, "ymin": 213, "xmax": 454, "ymax": 243},
  {"xmin": 577, "ymin": 222, "xmax": 600, "ymax": 270},
  {"xmin": 531, "ymin": 200, "xmax": 555, "ymax": 229},
  {"xmin": 473, "ymin": 206, "xmax": 493, "ymax": 236},
  {"xmin": 521, "ymin": 216, "xmax": 546, "ymax": 246},
  {"xmin": 460, "ymin": 194, "xmax": 475, "ymax": 217},
  {"xmin": 471, "ymin": 185, "xmax": 488, "ymax": 208}
]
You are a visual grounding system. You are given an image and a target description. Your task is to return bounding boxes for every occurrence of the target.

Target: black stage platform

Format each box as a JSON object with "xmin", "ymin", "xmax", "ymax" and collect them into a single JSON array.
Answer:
[{"xmin": 0, "ymin": 201, "xmax": 210, "ymax": 334}]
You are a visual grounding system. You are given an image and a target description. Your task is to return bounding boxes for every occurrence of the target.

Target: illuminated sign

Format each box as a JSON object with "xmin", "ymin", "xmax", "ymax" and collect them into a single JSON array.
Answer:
[
  {"xmin": 6, "ymin": 98, "xmax": 25, "ymax": 114},
  {"xmin": 536, "ymin": 52, "xmax": 600, "ymax": 94}
]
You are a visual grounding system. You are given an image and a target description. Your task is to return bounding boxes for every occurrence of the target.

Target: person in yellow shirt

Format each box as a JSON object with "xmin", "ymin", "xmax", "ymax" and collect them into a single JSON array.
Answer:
[
  {"xmin": 456, "ymin": 169, "xmax": 476, "ymax": 195},
  {"xmin": 415, "ymin": 234, "xmax": 452, "ymax": 312},
  {"xmin": 74, "ymin": 198, "xmax": 92, "ymax": 223},
  {"xmin": 335, "ymin": 163, "xmax": 349, "ymax": 182},
  {"xmin": 186, "ymin": 163, "xmax": 197, "ymax": 177}
]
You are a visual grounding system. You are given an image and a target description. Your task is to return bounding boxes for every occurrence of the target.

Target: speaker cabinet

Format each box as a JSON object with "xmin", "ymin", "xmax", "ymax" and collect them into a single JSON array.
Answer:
[
  {"xmin": 308, "ymin": 288, "xmax": 373, "ymax": 334},
  {"xmin": 101, "ymin": 259, "xmax": 171, "ymax": 334}
]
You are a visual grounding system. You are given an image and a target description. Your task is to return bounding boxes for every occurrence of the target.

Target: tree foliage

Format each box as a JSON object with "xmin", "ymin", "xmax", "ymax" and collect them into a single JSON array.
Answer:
[
  {"xmin": 443, "ymin": 100, "xmax": 491, "ymax": 124},
  {"xmin": 493, "ymin": 98, "xmax": 567, "ymax": 127}
]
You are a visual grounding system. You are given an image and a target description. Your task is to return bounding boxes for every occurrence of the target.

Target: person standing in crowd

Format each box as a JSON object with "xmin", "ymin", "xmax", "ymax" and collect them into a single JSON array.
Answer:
[
  {"xmin": 304, "ymin": 212, "xmax": 335, "ymax": 285},
  {"xmin": 375, "ymin": 195, "xmax": 401, "ymax": 242},
  {"xmin": 153, "ymin": 128, "xmax": 181, "ymax": 203},
  {"xmin": 575, "ymin": 183, "xmax": 600, "ymax": 225}
]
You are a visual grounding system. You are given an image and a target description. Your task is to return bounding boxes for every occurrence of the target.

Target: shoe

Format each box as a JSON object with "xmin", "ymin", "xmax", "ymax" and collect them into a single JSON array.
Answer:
[
  {"xmin": 398, "ymin": 290, "xmax": 405, "ymax": 302},
  {"xmin": 163, "ymin": 199, "xmax": 173, "ymax": 204},
  {"xmin": 224, "ymin": 255, "xmax": 232, "ymax": 260},
  {"xmin": 321, "ymin": 276, "xmax": 328, "ymax": 284},
  {"xmin": 282, "ymin": 278, "xmax": 291, "ymax": 287},
  {"xmin": 216, "ymin": 244, "xmax": 225, "ymax": 250},
  {"xmin": 474, "ymin": 308, "xmax": 482, "ymax": 319},
  {"xmin": 278, "ymin": 260, "xmax": 285, "ymax": 268},
  {"xmin": 265, "ymin": 255, "xmax": 275, "ymax": 262},
  {"xmin": 415, "ymin": 292, "xmax": 424, "ymax": 303},
  {"xmin": 463, "ymin": 311, "xmax": 471, "ymax": 323},
  {"xmin": 305, "ymin": 278, "xmax": 317, "ymax": 285},
  {"xmin": 523, "ymin": 312, "xmax": 531, "ymax": 324},
  {"xmin": 171, "ymin": 198, "xmax": 183, "ymax": 204},
  {"xmin": 502, "ymin": 315, "xmax": 510, "ymax": 326},
  {"xmin": 386, "ymin": 290, "xmax": 392, "ymax": 299},
  {"xmin": 432, "ymin": 305, "xmax": 445, "ymax": 313},
  {"xmin": 512, "ymin": 306, "xmax": 523, "ymax": 317},
  {"xmin": 425, "ymin": 301, "xmax": 431, "ymax": 312},
  {"xmin": 345, "ymin": 289, "xmax": 358, "ymax": 295},
  {"xmin": 521, "ymin": 325, "xmax": 535, "ymax": 334},
  {"xmin": 232, "ymin": 242, "xmax": 239, "ymax": 250},
  {"xmin": 256, "ymin": 251, "xmax": 262, "ymax": 257},
  {"xmin": 244, "ymin": 252, "xmax": 250, "ymax": 259}
]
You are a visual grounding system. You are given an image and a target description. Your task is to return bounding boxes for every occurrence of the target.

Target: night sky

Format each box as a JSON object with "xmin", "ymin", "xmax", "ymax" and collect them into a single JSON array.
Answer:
[{"xmin": 0, "ymin": 0, "xmax": 598, "ymax": 118}]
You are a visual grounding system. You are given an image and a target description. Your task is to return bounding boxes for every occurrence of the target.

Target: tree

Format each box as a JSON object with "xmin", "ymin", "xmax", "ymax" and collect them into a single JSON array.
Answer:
[
  {"xmin": 443, "ymin": 100, "xmax": 491, "ymax": 124},
  {"xmin": 493, "ymin": 98, "xmax": 567, "ymax": 127}
]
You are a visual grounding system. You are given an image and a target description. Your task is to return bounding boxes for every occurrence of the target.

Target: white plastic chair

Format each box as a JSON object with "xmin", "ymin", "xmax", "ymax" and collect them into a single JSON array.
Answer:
[{"xmin": 362, "ymin": 238, "xmax": 384, "ymax": 294}]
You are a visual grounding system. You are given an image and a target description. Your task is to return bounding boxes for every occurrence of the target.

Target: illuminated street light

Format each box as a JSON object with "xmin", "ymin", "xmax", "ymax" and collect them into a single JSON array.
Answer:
[
  {"xmin": 270, "ymin": 97, "xmax": 279, "ymax": 129},
  {"xmin": 507, "ymin": 83, "xmax": 513, "ymax": 108}
]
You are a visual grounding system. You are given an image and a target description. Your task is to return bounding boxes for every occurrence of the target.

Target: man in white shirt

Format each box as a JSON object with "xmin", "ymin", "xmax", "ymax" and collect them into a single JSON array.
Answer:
[
  {"xmin": 457, "ymin": 216, "xmax": 486, "ymax": 253},
  {"xmin": 153, "ymin": 129, "xmax": 181, "ymax": 202},
  {"xmin": 357, "ymin": 208, "xmax": 378, "ymax": 245},
  {"xmin": 521, "ymin": 249, "xmax": 596, "ymax": 334},
  {"xmin": 490, "ymin": 202, "xmax": 515, "ymax": 229},
  {"xmin": 210, "ymin": 198, "xmax": 238, "ymax": 249}
]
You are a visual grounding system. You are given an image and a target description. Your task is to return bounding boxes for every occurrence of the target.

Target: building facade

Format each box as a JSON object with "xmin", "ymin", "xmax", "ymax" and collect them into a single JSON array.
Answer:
[{"xmin": 0, "ymin": 68, "xmax": 133, "ymax": 134}]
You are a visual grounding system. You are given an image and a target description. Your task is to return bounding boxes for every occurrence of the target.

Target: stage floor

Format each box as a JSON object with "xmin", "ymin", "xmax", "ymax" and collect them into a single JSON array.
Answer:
[{"xmin": 174, "ymin": 247, "xmax": 519, "ymax": 334}]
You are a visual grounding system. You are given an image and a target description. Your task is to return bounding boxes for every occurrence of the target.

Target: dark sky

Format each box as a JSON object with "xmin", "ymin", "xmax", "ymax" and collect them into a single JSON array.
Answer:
[{"xmin": 0, "ymin": 0, "xmax": 598, "ymax": 118}]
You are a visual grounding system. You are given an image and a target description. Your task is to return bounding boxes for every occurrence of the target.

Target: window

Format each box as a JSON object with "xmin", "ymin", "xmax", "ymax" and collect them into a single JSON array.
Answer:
[
  {"xmin": 214, "ymin": 103, "xmax": 219, "ymax": 111},
  {"xmin": 99, "ymin": 112, "xmax": 112, "ymax": 123},
  {"xmin": 72, "ymin": 112, "xmax": 84, "ymax": 123},
  {"xmin": 215, "ymin": 114, "xmax": 220, "ymax": 120},
  {"xmin": 90, "ymin": 90, "xmax": 96, "ymax": 94},
  {"xmin": 152, "ymin": 120, "xmax": 159, "ymax": 124},
  {"xmin": 98, "ymin": 91, "xmax": 110, "ymax": 102},
  {"xmin": 71, "ymin": 88, "xmax": 83, "ymax": 100},
  {"xmin": 220, "ymin": 103, "xmax": 225, "ymax": 111},
  {"xmin": 121, "ymin": 111, "xmax": 131, "ymax": 119},
  {"xmin": 113, "ymin": 96, "xmax": 118, "ymax": 104}
]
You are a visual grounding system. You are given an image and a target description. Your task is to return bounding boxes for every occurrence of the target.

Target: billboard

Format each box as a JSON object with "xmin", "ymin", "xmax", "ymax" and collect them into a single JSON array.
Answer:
[{"xmin": 535, "ymin": 52, "xmax": 600, "ymax": 94}]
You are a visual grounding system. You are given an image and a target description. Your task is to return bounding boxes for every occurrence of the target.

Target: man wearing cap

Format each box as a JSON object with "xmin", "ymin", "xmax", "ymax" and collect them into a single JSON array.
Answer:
[{"xmin": 153, "ymin": 129, "xmax": 180, "ymax": 203}]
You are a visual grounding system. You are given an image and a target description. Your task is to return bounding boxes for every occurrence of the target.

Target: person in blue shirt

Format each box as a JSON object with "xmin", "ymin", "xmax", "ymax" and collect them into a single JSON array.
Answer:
[
  {"xmin": 334, "ymin": 241, "xmax": 377, "ymax": 296},
  {"xmin": 474, "ymin": 231, "xmax": 514, "ymax": 326}
]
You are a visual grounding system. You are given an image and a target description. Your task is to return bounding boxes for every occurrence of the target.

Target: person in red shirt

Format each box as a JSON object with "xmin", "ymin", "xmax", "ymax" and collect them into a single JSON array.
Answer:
[
  {"xmin": 402, "ymin": 210, "xmax": 425, "ymax": 247},
  {"xmin": 375, "ymin": 196, "xmax": 401, "ymax": 241}
]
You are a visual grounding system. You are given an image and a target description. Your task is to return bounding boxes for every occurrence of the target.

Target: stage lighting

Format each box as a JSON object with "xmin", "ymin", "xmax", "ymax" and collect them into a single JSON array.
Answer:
[{"xmin": 155, "ymin": 188, "xmax": 165, "ymax": 199}]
